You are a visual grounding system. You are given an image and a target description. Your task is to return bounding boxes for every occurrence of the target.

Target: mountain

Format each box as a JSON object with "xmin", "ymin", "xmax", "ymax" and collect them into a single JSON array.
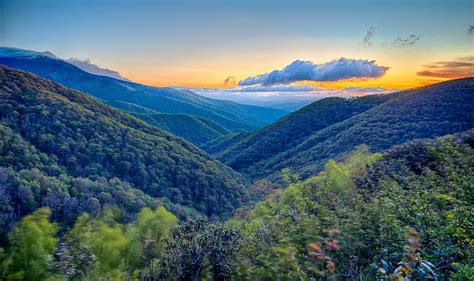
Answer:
[
  {"xmin": 108, "ymin": 100, "xmax": 230, "ymax": 146},
  {"xmin": 206, "ymin": 78, "xmax": 474, "ymax": 180},
  {"xmin": 204, "ymin": 94, "xmax": 391, "ymax": 169},
  {"xmin": 237, "ymin": 98, "xmax": 316, "ymax": 111},
  {"xmin": 0, "ymin": 66, "xmax": 246, "ymax": 218},
  {"xmin": 259, "ymin": 99, "xmax": 315, "ymax": 111},
  {"xmin": 0, "ymin": 47, "xmax": 287, "ymax": 132},
  {"xmin": 202, "ymin": 131, "xmax": 252, "ymax": 155}
]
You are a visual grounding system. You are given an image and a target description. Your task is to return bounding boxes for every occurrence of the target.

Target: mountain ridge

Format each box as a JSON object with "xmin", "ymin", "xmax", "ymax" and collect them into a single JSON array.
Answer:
[
  {"xmin": 0, "ymin": 47, "xmax": 288, "ymax": 133},
  {"xmin": 108, "ymin": 100, "xmax": 230, "ymax": 146},
  {"xmin": 206, "ymin": 77, "xmax": 474, "ymax": 180}
]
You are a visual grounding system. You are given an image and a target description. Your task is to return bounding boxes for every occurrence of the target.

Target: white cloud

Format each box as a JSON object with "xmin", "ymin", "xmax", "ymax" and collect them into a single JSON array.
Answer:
[
  {"xmin": 65, "ymin": 58, "xmax": 129, "ymax": 81},
  {"xmin": 179, "ymin": 84, "xmax": 397, "ymax": 105},
  {"xmin": 238, "ymin": 58, "xmax": 389, "ymax": 86}
]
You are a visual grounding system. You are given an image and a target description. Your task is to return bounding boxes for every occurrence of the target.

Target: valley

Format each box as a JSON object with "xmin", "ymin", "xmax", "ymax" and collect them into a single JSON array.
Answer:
[{"xmin": 0, "ymin": 1, "xmax": 473, "ymax": 277}]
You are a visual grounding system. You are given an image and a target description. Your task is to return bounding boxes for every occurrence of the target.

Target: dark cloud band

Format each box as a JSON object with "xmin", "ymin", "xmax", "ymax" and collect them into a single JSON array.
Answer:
[{"xmin": 417, "ymin": 56, "xmax": 474, "ymax": 79}]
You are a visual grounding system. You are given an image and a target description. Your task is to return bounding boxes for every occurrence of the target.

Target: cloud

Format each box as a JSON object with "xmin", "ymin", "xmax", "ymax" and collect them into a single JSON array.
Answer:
[
  {"xmin": 228, "ymin": 84, "xmax": 321, "ymax": 92},
  {"xmin": 65, "ymin": 58, "xmax": 129, "ymax": 81},
  {"xmin": 224, "ymin": 76, "xmax": 237, "ymax": 87},
  {"xmin": 342, "ymin": 87, "xmax": 394, "ymax": 93},
  {"xmin": 361, "ymin": 28, "xmax": 421, "ymax": 47},
  {"xmin": 469, "ymin": 25, "xmax": 474, "ymax": 34},
  {"xmin": 363, "ymin": 27, "xmax": 375, "ymax": 46},
  {"xmin": 230, "ymin": 84, "xmax": 393, "ymax": 95},
  {"xmin": 417, "ymin": 56, "xmax": 474, "ymax": 79},
  {"xmin": 183, "ymin": 84, "xmax": 396, "ymax": 103},
  {"xmin": 238, "ymin": 58, "xmax": 389, "ymax": 86},
  {"xmin": 393, "ymin": 34, "xmax": 420, "ymax": 47}
]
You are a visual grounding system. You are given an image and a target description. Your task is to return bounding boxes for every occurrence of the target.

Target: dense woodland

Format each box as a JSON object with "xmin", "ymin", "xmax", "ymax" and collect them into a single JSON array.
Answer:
[
  {"xmin": 107, "ymin": 100, "xmax": 230, "ymax": 147},
  {"xmin": 203, "ymin": 95, "xmax": 390, "ymax": 169},
  {"xmin": 0, "ymin": 66, "xmax": 245, "ymax": 217},
  {"xmin": 0, "ymin": 60, "xmax": 472, "ymax": 280},
  {"xmin": 0, "ymin": 130, "xmax": 472, "ymax": 280}
]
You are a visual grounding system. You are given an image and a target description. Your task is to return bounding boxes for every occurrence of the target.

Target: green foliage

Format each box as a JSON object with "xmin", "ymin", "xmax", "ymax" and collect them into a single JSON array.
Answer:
[
  {"xmin": 205, "ymin": 95, "xmax": 389, "ymax": 172},
  {"xmin": 449, "ymin": 263, "xmax": 474, "ymax": 280},
  {"xmin": 0, "ymin": 132, "xmax": 472, "ymax": 280},
  {"xmin": 123, "ymin": 207, "xmax": 177, "ymax": 276},
  {"xmin": 108, "ymin": 100, "xmax": 231, "ymax": 146},
  {"xmin": 232, "ymin": 132, "xmax": 473, "ymax": 279},
  {"xmin": 65, "ymin": 212, "xmax": 128, "ymax": 278},
  {"xmin": 53, "ymin": 206, "xmax": 177, "ymax": 280},
  {"xmin": 0, "ymin": 66, "xmax": 245, "ymax": 217},
  {"xmin": 0, "ymin": 158, "xmax": 168, "ymax": 245},
  {"xmin": 2, "ymin": 208, "xmax": 58, "ymax": 280}
]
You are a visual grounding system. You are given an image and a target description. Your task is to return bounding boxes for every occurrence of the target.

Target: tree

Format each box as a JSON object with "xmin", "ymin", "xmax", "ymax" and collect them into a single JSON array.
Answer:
[
  {"xmin": 3, "ymin": 208, "xmax": 58, "ymax": 280},
  {"xmin": 123, "ymin": 207, "xmax": 177, "ymax": 278},
  {"xmin": 203, "ymin": 223, "xmax": 241, "ymax": 281},
  {"xmin": 163, "ymin": 219, "xmax": 208, "ymax": 281}
]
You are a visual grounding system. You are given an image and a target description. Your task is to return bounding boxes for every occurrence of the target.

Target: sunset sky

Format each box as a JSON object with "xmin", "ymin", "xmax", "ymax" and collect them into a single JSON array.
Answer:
[{"xmin": 1, "ymin": 0, "xmax": 473, "ymax": 94}]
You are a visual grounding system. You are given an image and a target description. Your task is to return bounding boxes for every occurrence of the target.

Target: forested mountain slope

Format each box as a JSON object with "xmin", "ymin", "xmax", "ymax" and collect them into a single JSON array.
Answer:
[
  {"xmin": 232, "ymin": 130, "xmax": 473, "ymax": 279},
  {"xmin": 201, "ymin": 131, "xmax": 252, "ymax": 154},
  {"xmin": 262, "ymin": 77, "xmax": 474, "ymax": 179},
  {"xmin": 204, "ymin": 95, "xmax": 390, "ymax": 168},
  {"xmin": 2, "ymin": 130, "xmax": 471, "ymax": 280},
  {"xmin": 209, "ymin": 78, "xmax": 474, "ymax": 180},
  {"xmin": 0, "ymin": 47, "xmax": 287, "ymax": 132},
  {"xmin": 0, "ymin": 66, "xmax": 245, "ymax": 217},
  {"xmin": 108, "ymin": 100, "xmax": 230, "ymax": 146}
]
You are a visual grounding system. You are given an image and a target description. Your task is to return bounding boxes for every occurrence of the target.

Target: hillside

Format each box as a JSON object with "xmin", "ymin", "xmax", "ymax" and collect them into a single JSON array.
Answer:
[
  {"xmin": 0, "ymin": 47, "xmax": 287, "ymax": 132},
  {"xmin": 205, "ymin": 95, "xmax": 390, "ymax": 169},
  {"xmin": 208, "ymin": 78, "xmax": 474, "ymax": 180},
  {"xmin": 108, "ymin": 100, "xmax": 230, "ymax": 146},
  {"xmin": 2, "ymin": 130, "xmax": 471, "ymax": 280},
  {"xmin": 201, "ymin": 131, "xmax": 252, "ymax": 154},
  {"xmin": 0, "ymin": 66, "xmax": 246, "ymax": 217}
]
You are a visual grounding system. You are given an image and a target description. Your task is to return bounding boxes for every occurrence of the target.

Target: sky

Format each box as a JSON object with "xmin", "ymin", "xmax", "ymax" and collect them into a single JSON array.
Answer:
[{"xmin": 1, "ymin": 0, "xmax": 473, "ymax": 99}]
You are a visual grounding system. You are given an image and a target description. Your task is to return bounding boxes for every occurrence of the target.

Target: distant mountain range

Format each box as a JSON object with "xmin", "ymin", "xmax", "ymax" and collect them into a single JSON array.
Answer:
[
  {"xmin": 0, "ymin": 47, "xmax": 287, "ymax": 145},
  {"xmin": 204, "ymin": 78, "xmax": 474, "ymax": 180}
]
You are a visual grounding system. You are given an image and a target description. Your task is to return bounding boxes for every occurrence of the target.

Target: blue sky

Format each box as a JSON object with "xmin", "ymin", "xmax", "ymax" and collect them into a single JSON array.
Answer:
[{"xmin": 1, "ymin": 0, "xmax": 473, "ymax": 89}]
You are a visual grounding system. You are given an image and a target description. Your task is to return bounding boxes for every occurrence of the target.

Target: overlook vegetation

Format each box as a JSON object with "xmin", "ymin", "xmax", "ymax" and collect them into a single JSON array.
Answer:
[
  {"xmin": 0, "ymin": 130, "xmax": 472, "ymax": 280},
  {"xmin": 230, "ymin": 130, "xmax": 473, "ymax": 279},
  {"xmin": 0, "ymin": 66, "xmax": 245, "ymax": 218},
  {"xmin": 206, "ymin": 78, "xmax": 474, "ymax": 181}
]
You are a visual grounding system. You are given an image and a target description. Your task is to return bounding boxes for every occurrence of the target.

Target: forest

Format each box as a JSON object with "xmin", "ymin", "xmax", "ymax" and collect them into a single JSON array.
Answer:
[
  {"xmin": 0, "ymin": 66, "xmax": 248, "ymax": 218},
  {"xmin": 0, "ymin": 65, "xmax": 472, "ymax": 280},
  {"xmin": 0, "ymin": 129, "xmax": 472, "ymax": 280}
]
